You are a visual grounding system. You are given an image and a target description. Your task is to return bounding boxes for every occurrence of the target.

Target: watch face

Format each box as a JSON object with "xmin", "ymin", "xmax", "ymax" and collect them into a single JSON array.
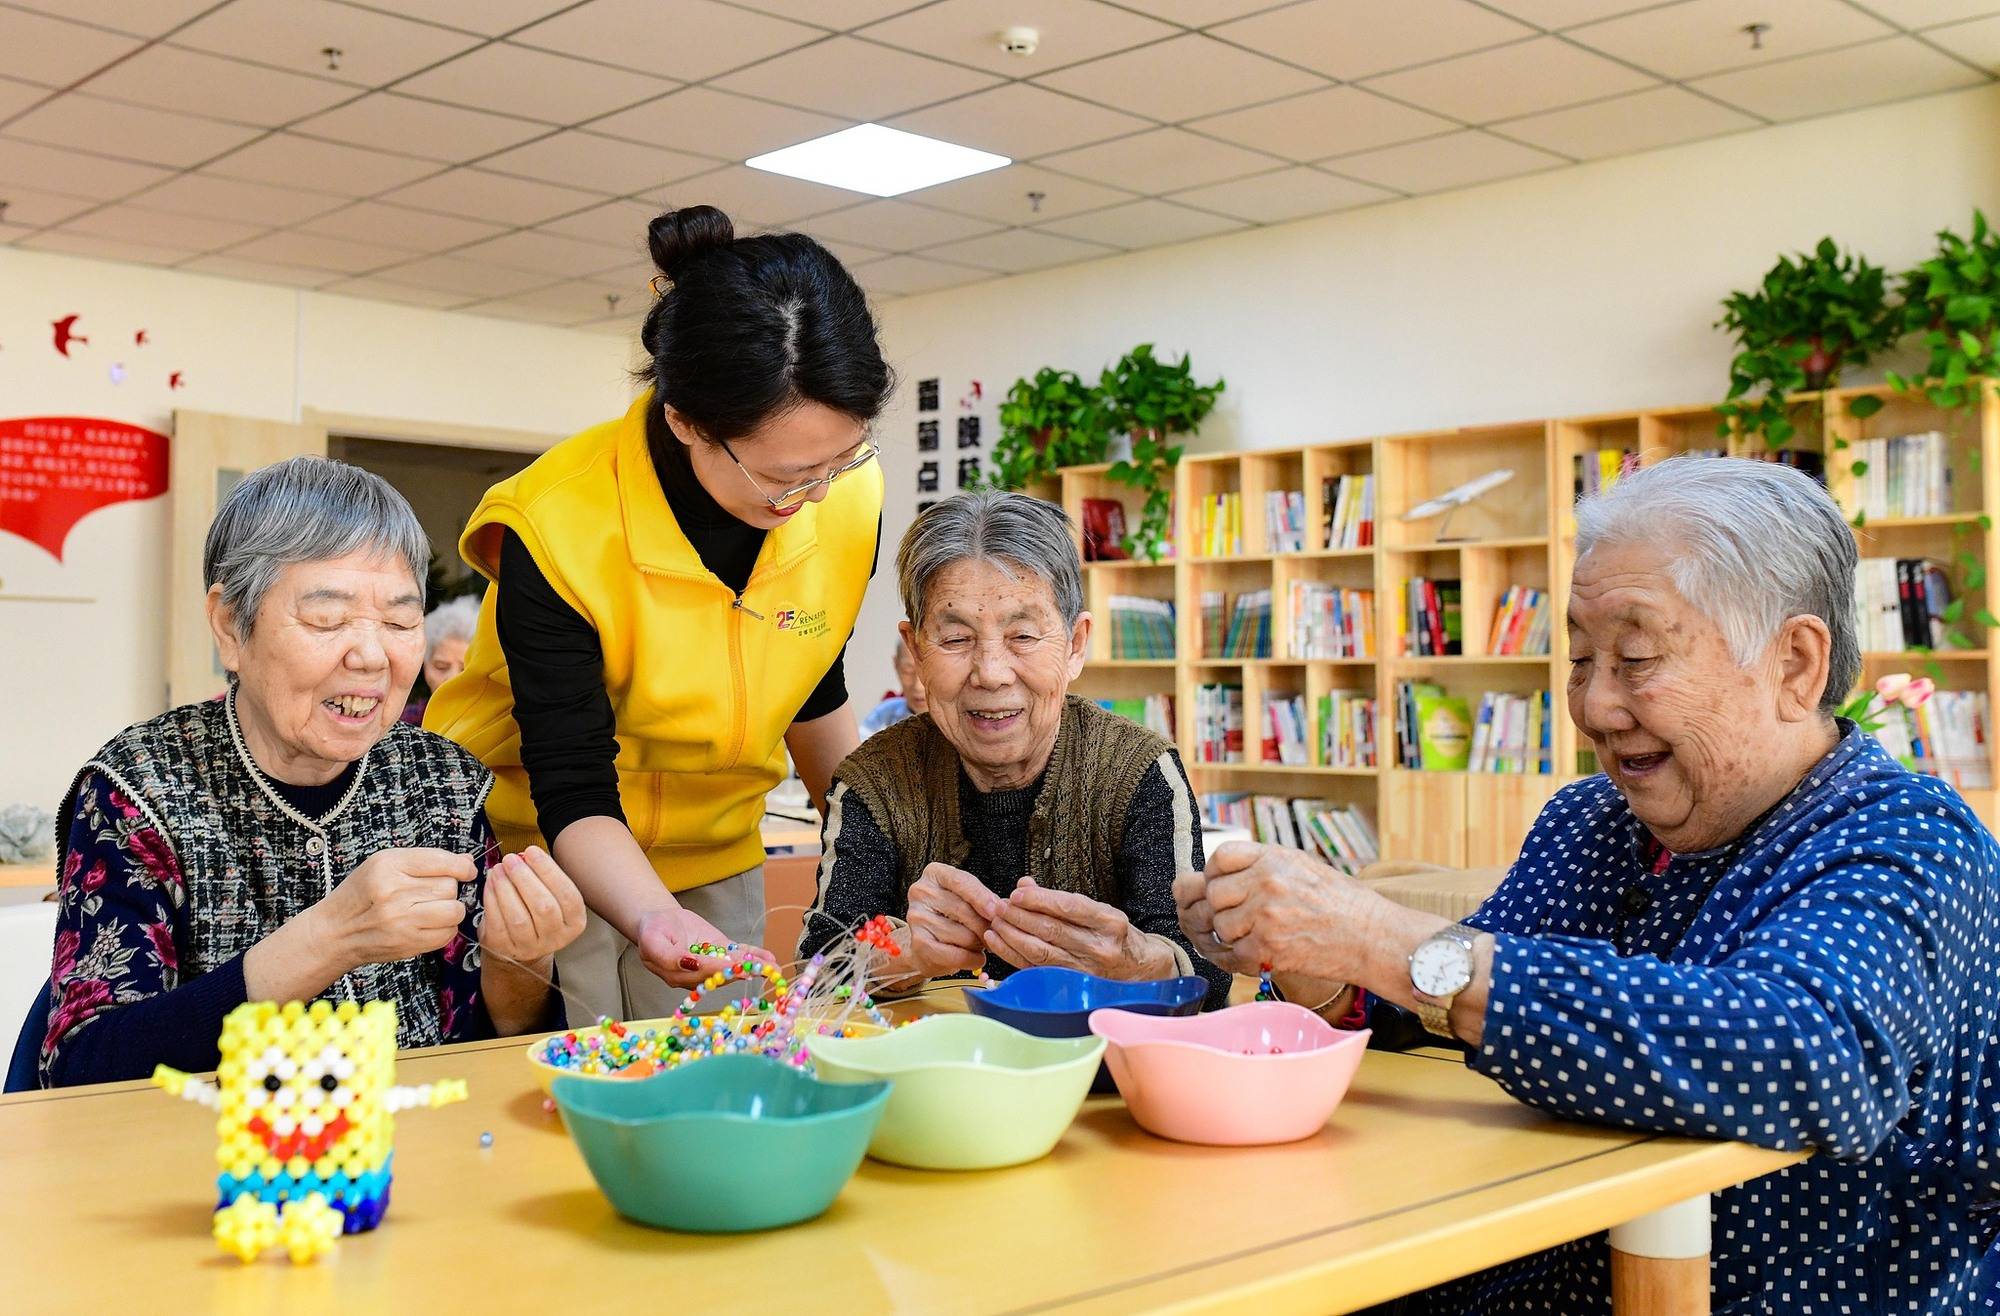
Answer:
[{"xmin": 1411, "ymin": 934, "xmax": 1473, "ymax": 998}]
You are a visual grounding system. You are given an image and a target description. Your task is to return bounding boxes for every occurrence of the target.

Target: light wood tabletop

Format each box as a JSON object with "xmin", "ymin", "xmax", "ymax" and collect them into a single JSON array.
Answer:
[
  {"xmin": 0, "ymin": 862, "xmax": 54, "ymax": 891},
  {"xmin": 0, "ymin": 990, "xmax": 1798, "ymax": 1315}
]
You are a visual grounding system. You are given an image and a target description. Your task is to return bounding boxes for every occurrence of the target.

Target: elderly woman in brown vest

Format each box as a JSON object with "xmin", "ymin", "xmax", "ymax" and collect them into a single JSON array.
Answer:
[{"xmin": 800, "ymin": 491, "xmax": 1230, "ymax": 1007}]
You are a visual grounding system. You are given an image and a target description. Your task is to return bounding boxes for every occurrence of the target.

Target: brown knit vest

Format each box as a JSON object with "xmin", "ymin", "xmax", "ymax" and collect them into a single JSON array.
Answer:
[{"xmin": 837, "ymin": 695, "xmax": 1171, "ymax": 902}]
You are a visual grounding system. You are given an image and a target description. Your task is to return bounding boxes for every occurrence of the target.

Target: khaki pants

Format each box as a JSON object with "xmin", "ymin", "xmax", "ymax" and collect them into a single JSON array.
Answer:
[{"xmin": 554, "ymin": 865, "xmax": 766, "ymax": 1027}]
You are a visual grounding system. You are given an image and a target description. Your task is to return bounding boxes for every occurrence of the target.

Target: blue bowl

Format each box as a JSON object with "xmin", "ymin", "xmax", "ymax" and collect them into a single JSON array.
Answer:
[
  {"xmin": 963, "ymin": 967, "xmax": 1208, "ymax": 1093},
  {"xmin": 552, "ymin": 1055, "xmax": 889, "ymax": 1232}
]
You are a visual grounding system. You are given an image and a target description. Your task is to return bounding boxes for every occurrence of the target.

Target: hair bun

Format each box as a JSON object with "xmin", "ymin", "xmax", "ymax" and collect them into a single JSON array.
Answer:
[{"xmin": 648, "ymin": 205, "xmax": 735, "ymax": 282}]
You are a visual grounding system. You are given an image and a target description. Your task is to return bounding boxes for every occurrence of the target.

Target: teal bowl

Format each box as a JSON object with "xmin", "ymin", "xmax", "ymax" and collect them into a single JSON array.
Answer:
[{"xmin": 552, "ymin": 1054, "xmax": 890, "ymax": 1232}]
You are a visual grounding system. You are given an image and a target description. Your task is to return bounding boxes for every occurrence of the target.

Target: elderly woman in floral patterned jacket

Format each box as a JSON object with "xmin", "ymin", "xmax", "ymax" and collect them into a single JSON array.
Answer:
[{"xmin": 40, "ymin": 457, "xmax": 586, "ymax": 1087}]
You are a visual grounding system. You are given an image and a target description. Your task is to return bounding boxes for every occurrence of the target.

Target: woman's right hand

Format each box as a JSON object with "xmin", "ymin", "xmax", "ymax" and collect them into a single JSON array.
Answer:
[
  {"xmin": 312, "ymin": 847, "xmax": 475, "ymax": 973},
  {"xmin": 635, "ymin": 905, "xmax": 775, "ymax": 988},
  {"xmin": 899, "ymin": 862, "xmax": 1001, "ymax": 978}
]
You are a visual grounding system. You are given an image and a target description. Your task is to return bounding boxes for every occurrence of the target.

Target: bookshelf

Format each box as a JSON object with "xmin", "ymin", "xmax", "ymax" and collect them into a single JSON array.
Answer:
[{"xmin": 1034, "ymin": 380, "xmax": 2000, "ymax": 868}]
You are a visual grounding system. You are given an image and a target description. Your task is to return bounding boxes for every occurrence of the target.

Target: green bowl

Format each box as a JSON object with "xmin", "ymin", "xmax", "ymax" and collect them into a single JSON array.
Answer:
[
  {"xmin": 805, "ymin": 1015, "xmax": 1104, "ymax": 1171},
  {"xmin": 552, "ymin": 1054, "xmax": 889, "ymax": 1232}
]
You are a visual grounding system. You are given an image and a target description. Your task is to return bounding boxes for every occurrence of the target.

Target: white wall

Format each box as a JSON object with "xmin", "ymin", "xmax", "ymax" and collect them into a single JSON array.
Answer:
[
  {"xmin": 0, "ymin": 245, "xmax": 633, "ymax": 810},
  {"xmin": 850, "ymin": 83, "xmax": 2000, "ymax": 705}
]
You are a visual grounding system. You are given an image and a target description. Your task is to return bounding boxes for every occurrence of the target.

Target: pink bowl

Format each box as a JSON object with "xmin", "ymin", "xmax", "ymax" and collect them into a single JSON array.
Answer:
[{"xmin": 1087, "ymin": 1002, "xmax": 1370, "ymax": 1146}]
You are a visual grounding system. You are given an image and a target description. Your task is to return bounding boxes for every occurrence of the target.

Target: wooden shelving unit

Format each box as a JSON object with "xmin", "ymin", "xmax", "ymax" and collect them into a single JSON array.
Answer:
[{"xmin": 1034, "ymin": 381, "xmax": 2000, "ymax": 866}]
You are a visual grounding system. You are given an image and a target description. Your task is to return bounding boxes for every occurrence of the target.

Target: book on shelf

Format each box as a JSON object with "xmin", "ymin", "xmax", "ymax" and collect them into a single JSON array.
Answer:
[
  {"xmin": 1195, "ymin": 491, "xmax": 1244, "ymax": 556},
  {"xmin": 1467, "ymin": 690, "xmax": 1554, "ymax": 774},
  {"xmin": 1107, "ymin": 594, "xmax": 1176, "ymax": 659},
  {"xmin": 1266, "ymin": 489, "xmax": 1307, "ymax": 553},
  {"xmin": 1850, "ymin": 431, "xmax": 1953, "ymax": 520},
  {"xmin": 1394, "ymin": 680, "xmax": 1471, "ymax": 770},
  {"xmin": 1854, "ymin": 557, "xmax": 1953, "ymax": 652},
  {"xmin": 1286, "ymin": 582, "xmax": 1374, "ymax": 659},
  {"xmin": 1322, "ymin": 473, "xmax": 1375, "ymax": 550},
  {"xmin": 1573, "ymin": 448, "xmax": 1638, "ymax": 499},
  {"xmin": 1396, "ymin": 577, "xmax": 1462, "ymax": 656},
  {"xmin": 1198, "ymin": 793, "xmax": 1380, "ymax": 873},
  {"xmin": 1314, "ymin": 690, "xmax": 1377, "ymax": 768},
  {"xmin": 1095, "ymin": 693, "xmax": 1175, "ymax": 739},
  {"xmin": 1261, "ymin": 694, "xmax": 1310, "ymax": 765},
  {"xmin": 1211, "ymin": 588, "xmax": 1273, "ymax": 659},
  {"xmin": 1870, "ymin": 690, "xmax": 1992, "ymax": 789},
  {"xmin": 1080, "ymin": 498, "xmax": 1129, "ymax": 562},
  {"xmin": 1194, "ymin": 683, "xmax": 1245, "ymax": 763},
  {"xmin": 1742, "ymin": 448, "xmax": 1826, "ymax": 483},
  {"xmin": 1487, "ymin": 585, "xmax": 1552, "ymax": 656}
]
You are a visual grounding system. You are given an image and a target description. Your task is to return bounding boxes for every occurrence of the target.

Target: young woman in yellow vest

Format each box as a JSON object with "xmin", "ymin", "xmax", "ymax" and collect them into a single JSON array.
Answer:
[{"xmin": 426, "ymin": 205, "xmax": 889, "ymax": 1022}]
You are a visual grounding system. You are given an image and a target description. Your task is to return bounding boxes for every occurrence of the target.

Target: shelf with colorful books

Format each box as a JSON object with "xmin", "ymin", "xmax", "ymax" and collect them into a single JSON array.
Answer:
[
  {"xmin": 1197, "ymin": 780, "xmax": 1381, "ymax": 874},
  {"xmin": 1308, "ymin": 439, "xmax": 1375, "ymax": 553},
  {"xmin": 1183, "ymin": 451, "xmax": 1246, "ymax": 559}
]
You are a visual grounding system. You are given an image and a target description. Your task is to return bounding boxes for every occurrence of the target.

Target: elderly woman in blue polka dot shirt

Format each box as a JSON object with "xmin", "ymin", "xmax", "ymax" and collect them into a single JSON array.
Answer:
[{"xmin": 1178, "ymin": 457, "xmax": 1999, "ymax": 1313}]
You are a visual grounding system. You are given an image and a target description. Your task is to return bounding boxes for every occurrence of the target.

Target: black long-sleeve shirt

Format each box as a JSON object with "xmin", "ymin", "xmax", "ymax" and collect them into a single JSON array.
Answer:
[
  {"xmin": 495, "ymin": 410, "xmax": 855, "ymax": 845},
  {"xmin": 801, "ymin": 753, "xmax": 1233, "ymax": 1010}
]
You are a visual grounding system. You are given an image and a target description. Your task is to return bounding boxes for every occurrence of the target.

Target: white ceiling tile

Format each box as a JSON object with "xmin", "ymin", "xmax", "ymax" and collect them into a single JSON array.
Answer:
[
  {"xmin": 481, "ymin": 131, "xmax": 712, "ymax": 195},
  {"xmin": 0, "ymin": 75, "xmax": 49, "ymax": 118},
  {"xmin": 454, "ymin": 229, "xmax": 632, "ymax": 277},
  {"xmin": 803, "ymin": 199, "xmax": 1001, "ymax": 249},
  {"xmin": 920, "ymin": 226, "xmax": 1118, "ymax": 271},
  {"xmin": 1497, "ymin": 83, "xmax": 1759, "ymax": 157},
  {"xmin": 6, "ymin": 96, "xmax": 263, "ymax": 169},
  {"xmin": 901, "ymin": 162, "xmax": 1137, "ymax": 224},
  {"xmin": 134, "ymin": 174, "xmax": 350, "ymax": 226},
  {"xmin": 1033, "ymin": 34, "xmax": 1326, "ymax": 122},
  {"xmin": 300, "ymin": 201, "xmax": 511, "ymax": 251},
  {"xmin": 1923, "ymin": 14, "xmax": 2000, "ymax": 69},
  {"xmin": 887, "ymin": 83, "xmax": 1151, "ymax": 160},
  {"xmin": 1570, "ymin": 0, "xmax": 1895, "ymax": 78},
  {"xmin": 814, "ymin": 237, "xmax": 890, "ymax": 266},
  {"xmin": 1363, "ymin": 37, "xmax": 1658, "ymax": 123},
  {"xmin": 319, "ymin": 276, "xmax": 474, "ymax": 308},
  {"xmin": 82, "ymin": 45, "xmax": 356, "ymax": 127},
  {"xmin": 371, "ymin": 253, "xmax": 555, "ymax": 297},
  {"xmin": 1036, "ymin": 197, "xmax": 1247, "ymax": 248},
  {"xmin": 1166, "ymin": 165, "xmax": 1394, "ymax": 222},
  {"xmin": 1476, "ymin": 0, "xmax": 1661, "ymax": 27},
  {"xmin": 468, "ymin": 279, "xmax": 623, "ymax": 321},
  {"xmin": 653, "ymin": 165, "xmax": 866, "ymax": 227},
  {"xmin": 1688, "ymin": 35, "xmax": 1985, "ymax": 117},
  {"xmin": 1212, "ymin": 0, "xmax": 1537, "ymax": 79},
  {"xmin": 1327, "ymin": 129, "xmax": 1567, "ymax": 193},
  {"xmin": 225, "ymin": 229, "xmax": 412, "ymax": 273},
  {"xmin": 465, "ymin": 298, "xmax": 590, "ymax": 326},
  {"xmin": 512, "ymin": 0, "xmax": 821, "ymax": 80},
  {"xmin": 1841, "ymin": 0, "xmax": 1999, "ymax": 26},
  {"xmin": 851, "ymin": 253, "xmax": 994, "ymax": 294},
  {"xmin": 1038, "ymin": 126, "xmax": 1281, "ymax": 192},
  {"xmin": 3, "ymin": 0, "xmax": 221, "ymax": 38},
  {"xmin": 536, "ymin": 198, "xmax": 660, "ymax": 247},
  {"xmin": 711, "ymin": 36, "xmax": 1001, "ymax": 120},
  {"xmin": 295, "ymin": 94, "xmax": 548, "ymax": 161},
  {"xmin": 0, "ymin": 8, "xmax": 141, "ymax": 85},
  {"xmin": 396, "ymin": 44, "xmax": 678, "ymax": 126},
  {"xmin": 62, "ymin": 204, "xmax": 267, "ymax": 251},
  {"xmin": 0, "ymin": 186, "xmax": 96, "ymax": 227},
  {"xmin": 860, "ymin": 0, "xmax": 1179, "ymax": 77},
  {"xmin": 207, "ymin": 133, "xmax": 440, "ymax": 195},
  {"xmin": 19, "ymin": 229, "xmax": 196, "ymax": 265},
  {"xmin": 377, "ymin": 168, "xmax": 604, "ymax": 226},
  {"xmin": 582, "ymin": 259, "xmax": 656, "ymax": 293},
  {"xmin": 591, "ymin": 87, "xmax": 841, "ymax": 161},
  {"xmin": 0, "ymin": 137, "xmax": 174, "ymax": 199},
  {"xmin": 180, "ymin": 253, "xmax": 345, "ymax": 287},
  {"xmin": 728, "ymin": 0, "xmax": 932, "ymax": 25},
  {"xmin": 1121, "ymin": 1, "xmax": 1304, "ymax": 23},
  {"xmin": 1189, "ymin": 85, "xmax": 1455, "ymax": 160},
  {"xmin": 337, "ymin": 0, "xmax": 581, "ymax": 36},
  {"xmin": 171, "ymin": 1, "xmax": 483, "ymax": 84}
]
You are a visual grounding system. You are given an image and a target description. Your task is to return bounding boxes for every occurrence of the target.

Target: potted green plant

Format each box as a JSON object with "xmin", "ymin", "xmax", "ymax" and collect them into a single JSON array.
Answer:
[
  {"xmin": 1886, "ymin": 209, "xmax": 2000, "ymax": 414},
  {"xmin": 1716, "ymin": 237, "xmax": 1897, "ymax": 448},
  {"xmin": 984, "ymin": 367, "xmax": 1104, "ymax": 491},
  {"xmin": 1096, "ymin": 344, "xmax": 1225, "ymax": 560}
]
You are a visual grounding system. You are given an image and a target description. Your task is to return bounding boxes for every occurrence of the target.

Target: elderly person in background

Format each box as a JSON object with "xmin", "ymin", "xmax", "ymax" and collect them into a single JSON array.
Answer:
[
  {"xmin": 401, "ymin": 594, "xmax": 479, "ymax": 725},
  {"xmin": 1178, "ymin": 458, "xmax": 1999, "ymax": 1312},
  {"xmin": 802, "ymin": 491, "xmax": 1229, "ymax": 1008},
  {"xmin": 857, "ymin": 634, "xmax": 927, "ymax": 739},
  {"xmin": 41, "ymin": 457, "xmax": 585, "ymax": 1088}
]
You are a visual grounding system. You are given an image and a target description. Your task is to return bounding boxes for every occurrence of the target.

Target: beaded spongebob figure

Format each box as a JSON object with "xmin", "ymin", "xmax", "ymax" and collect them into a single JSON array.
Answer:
[{"xmin": 151, "ymin": 998, "xmax": 466, "ymax": 1264}]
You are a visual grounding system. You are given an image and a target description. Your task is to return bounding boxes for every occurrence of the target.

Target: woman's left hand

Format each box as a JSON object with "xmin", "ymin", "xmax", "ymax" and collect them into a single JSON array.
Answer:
[
  {"xmin": 1174, "ymin": 841, "xmax": 1385, "ymax": 984},
  {"xmin": 481, "ymin": 847, "xmax": 588, "ymax": 972},
  {"xmin": 983, "ymin": 877, "xmax": 1177, "ymax": 980}
]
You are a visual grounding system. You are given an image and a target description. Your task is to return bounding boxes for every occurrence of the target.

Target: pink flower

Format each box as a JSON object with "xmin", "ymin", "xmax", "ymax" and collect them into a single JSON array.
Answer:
[
  {"xmin": 144, "ymin": 920, "xmax": 179, "ymax": 972},
  {"xmin": 125, "ymin": 829, "xmax": 183, "ymax": 892},
  {"xmin": 1875, "ymin": 673, "xmax": 1913, "ymax": 702},
  {"xmin": 62, "ymin": 849, "xmax": 82, "ymax": 887},
  {"xmin": 46, "ymin": 978, "xmax": 113, "ymax": 1045},
  {"xmin": 79, "ymin": 862, "xmax": 108, "ymax": 896},
  {"xmin": 103, "ymin": 787, "xmax": 141, "ymax": 821},
  {"xmin": 51, "ymin": 929, "xmax": 80, "ymax": 982},
  {"xmin": 1901, "ymin": 677, "xmax": 1936, "ymax": 708}
]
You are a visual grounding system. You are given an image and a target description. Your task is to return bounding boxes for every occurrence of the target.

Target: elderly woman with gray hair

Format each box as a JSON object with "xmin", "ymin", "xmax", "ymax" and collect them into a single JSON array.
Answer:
[
  {"xmin": 801, "ymin": 491, "xmax": 1230, "ymax": 1008},
  {"xmin": 1178, "ymin": 457, "xmax": 2000, "ymax": 1312},
  {"xmin": 39, "ymin": 456, "xmax": 585, "ymax": 1087}
]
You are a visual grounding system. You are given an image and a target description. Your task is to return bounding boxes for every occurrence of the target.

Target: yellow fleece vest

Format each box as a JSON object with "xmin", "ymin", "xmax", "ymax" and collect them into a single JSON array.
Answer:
[{"xmin": 424, "ymin": 393, "xmax": 881, "ymax": 892}]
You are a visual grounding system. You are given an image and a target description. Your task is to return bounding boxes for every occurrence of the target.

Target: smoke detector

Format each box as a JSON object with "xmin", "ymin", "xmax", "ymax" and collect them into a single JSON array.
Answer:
[{"xmin": 998, "ymin": 26, "xmax": 1039, "ymax": 57}]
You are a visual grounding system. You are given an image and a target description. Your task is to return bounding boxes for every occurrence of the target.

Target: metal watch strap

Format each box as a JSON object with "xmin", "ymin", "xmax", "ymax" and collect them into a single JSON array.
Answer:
[{"xmin": 1413, "ymin": 996, "xmax": 1453, "ymax": 1038}]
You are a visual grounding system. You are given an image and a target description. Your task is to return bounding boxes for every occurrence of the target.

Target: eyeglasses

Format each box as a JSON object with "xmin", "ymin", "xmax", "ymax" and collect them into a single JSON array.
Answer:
[{"xmin": 721, "ymin": 437, "xmax": 879, "ymax": 511}]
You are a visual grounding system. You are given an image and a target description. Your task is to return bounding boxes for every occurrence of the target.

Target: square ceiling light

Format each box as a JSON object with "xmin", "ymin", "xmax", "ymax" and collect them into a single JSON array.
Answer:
[{"xmin": 745, "ymin": 123, "xmax": 1009, "ymax": 197}]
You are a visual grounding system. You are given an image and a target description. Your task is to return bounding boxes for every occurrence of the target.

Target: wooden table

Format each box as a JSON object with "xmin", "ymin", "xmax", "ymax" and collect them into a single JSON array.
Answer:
[
  {"xmin": 0, "ymin": 992, "xmax": 1798, "ymax": 1315},
  {"xmin": 0, "ymin": 862, "xmax": 54, "ymax": 891}
]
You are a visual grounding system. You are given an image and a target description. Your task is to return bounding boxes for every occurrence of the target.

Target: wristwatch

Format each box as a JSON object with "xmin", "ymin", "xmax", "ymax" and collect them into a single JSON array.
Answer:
[{"xmin": 1408, "ymin": 922, "xmax": 1481, "ymax": 1039}]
